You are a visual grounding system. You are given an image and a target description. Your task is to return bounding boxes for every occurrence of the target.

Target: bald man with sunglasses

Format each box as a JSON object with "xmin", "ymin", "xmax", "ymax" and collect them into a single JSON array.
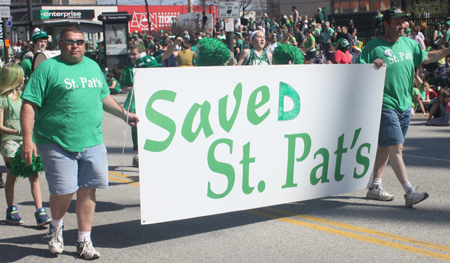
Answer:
[{"xmin": 20, "ymin": 26, "xmax": 139, "ymax": 260}]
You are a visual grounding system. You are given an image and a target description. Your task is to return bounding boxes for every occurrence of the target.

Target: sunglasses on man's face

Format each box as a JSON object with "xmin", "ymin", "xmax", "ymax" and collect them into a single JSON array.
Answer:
[{"xmin": 62, "ymin": 39, "xmax": 85, "ymax": 46}]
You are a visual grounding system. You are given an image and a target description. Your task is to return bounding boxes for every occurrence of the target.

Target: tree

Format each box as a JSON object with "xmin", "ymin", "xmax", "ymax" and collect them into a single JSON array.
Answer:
[{"xmin": 406, "ymin": 0, "xmax": 448, "ymax": 16}]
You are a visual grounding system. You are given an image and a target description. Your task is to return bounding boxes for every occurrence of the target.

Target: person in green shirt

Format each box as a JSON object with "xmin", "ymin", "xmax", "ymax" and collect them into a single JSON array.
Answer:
[
  {"xmin": 315, "ymin": 7, "xmax": 324, "ymax": 24},
  {"xmin": 20, "ymin": 29, "xmax": 49, "ymax": 79},
  {"xmin": 20, "ymin": 26, "xmax": 139, "ymax": 260},
  {"xmin": 122, "ymin": 38, "xmax": 181, "ymax": 167},
  {"xmin": 356, "ymin": 7, "xmax": 450, "ymax": 206},
  {"xmin": 237, "ymin": 30, "xmax": 272, "ymax": 65},
  {"xmin": 107, "ymin": 72, "xmax": 120, "ymax": 94},
  {"xmin": 321, "ymin": 7, "xmax": 329, "ymax": 22},
  {"xmin": 0, "ymin": 63, "xmax": 51, "ymax": 227},
  {"xmin": 235, "ymin": 33, "xmax": 244, "ymax": 58},
  {"xmin": 442, "ymin": 21, "xmax": 450, "ymax": 47}
]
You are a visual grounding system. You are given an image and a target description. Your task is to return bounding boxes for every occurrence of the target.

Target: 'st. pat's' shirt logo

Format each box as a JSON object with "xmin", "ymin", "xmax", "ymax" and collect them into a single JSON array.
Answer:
[{"xmin": 384, "ymin": 49, "xmax": 393, "ymax": 57}]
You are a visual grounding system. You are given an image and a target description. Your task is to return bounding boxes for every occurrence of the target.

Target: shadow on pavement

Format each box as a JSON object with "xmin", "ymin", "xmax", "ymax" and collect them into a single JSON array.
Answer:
[
  {"xmin": 270, "ymin": 196, "xmax": 450, "ymax": 224},
  {"xmin": 18, "ymin": 200, "xmax": 139, "ymax": 213},
  {"xmin": 0, "ymin": 244, "xmax": 70, "ymax": 261}
]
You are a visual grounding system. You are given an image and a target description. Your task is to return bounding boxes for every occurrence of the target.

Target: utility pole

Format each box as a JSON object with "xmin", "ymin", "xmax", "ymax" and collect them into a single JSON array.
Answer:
[
  {"xmin": 27, "ymin": 0, "xmax": 33, "ymax": 40},
  {"xmin": 188, "ymin": 0, "xmax": 193, "ymax": 12},
  {"xmin": 145, "ymin": 0, "xmax": 151, "ymax": 31}
]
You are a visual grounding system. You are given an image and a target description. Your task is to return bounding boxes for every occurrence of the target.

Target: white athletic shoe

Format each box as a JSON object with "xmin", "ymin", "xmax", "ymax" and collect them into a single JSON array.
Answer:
[
  {"xmin": 47, "ymin": 224, "xmax": 64, "ymax": 254},
  {"xmin": 366, "ymin": 185, "xmax": 394, "ymax": 201},
  {"xmin": 405, "ymin": 187, "xmax": 429, "ymax": 206}
]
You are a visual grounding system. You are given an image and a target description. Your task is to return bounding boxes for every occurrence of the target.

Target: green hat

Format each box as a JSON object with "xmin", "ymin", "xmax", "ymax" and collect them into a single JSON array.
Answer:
[
  {"xmin": 31, "ymin": 30, "xmax": 48, "ymax": 41},
  {"xmin": 382, "ymin": 7, "xmax": 408, "ymax": 21},
  {"xmin": 160, "ymin": 30, "xmax": 164, "ymax": 33},
  {"xmin": 338, "ymin": 38, "xmax": 349, "ymax": 47},
  {"xmin": 445, "ymin": 21, "xmax": 450, "ymax": 27},
  {"xmin": 183, "ymin": 36, "xmax": 190, "ymax": 40},
  {"xmin": 134, "ymin": 34, "xmax": 138, "ymax": 37},
  {"xmin": 322, "ymin": 7, "xmax": 327, "ymax": 12},
  {"xmin": 135, "ymin": 55, "xmax": 162, "ymax": 68},
  {"xmin": 144, "ymin": 34, "xmax": 149, "ymax": 38}
]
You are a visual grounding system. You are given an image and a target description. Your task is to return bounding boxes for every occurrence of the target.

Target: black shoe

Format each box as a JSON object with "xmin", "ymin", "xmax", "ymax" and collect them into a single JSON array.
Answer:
[{"xmin": 0, "ymin": 178, "xmax": 4, "ymax": 188}]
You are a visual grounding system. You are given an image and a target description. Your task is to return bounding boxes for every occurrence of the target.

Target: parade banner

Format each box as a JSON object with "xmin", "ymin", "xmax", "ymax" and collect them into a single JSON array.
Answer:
[{"xmin": 134, "ymin": 64, "xmax": 386, "ymax": 224}]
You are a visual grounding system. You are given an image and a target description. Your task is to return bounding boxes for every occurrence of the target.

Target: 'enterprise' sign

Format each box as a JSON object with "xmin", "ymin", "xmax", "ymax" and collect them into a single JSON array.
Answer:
[{"xmin": 34, "ymin": 9, "xmax": 95, "ymax": 20}]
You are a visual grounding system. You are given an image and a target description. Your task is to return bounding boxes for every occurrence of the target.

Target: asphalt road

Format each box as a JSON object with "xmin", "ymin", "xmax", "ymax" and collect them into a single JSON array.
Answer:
[{"xmin": 1, "ymin": 94, "xmax": 449, "ymax": 262}]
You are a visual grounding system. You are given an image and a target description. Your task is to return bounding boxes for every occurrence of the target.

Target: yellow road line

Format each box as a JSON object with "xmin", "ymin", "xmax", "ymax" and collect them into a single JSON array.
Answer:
[
  {"xmin": 247, "ymin": 210, "xmax": 450, "ymax": 262},
  {"xmin": 263, "ymin": 207, "xmax": 450, "ymax": 254},
  {"xmin": 108, "ymin": 171, "xmax": 140, "ymax": 187},
  {"xmin": 108, "ymin": 171, "xmax": 139, "ymax": 180}
]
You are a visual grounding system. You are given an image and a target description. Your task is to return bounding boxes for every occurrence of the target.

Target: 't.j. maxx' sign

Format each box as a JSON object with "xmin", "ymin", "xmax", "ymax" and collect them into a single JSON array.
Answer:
[{"xmin": 33, "ymin": 9, "xmax": 95, "ymax": 20}]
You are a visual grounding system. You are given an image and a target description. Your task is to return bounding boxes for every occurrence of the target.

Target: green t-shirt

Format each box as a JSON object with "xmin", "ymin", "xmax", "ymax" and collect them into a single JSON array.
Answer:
[
  {"xmin": 20, "ymin": 57, "xmax": 32, "ymax": 79},
  {"xmin": 123, "ymin": 55, "xmax": 163, "ymax": 113},
  {"xmin": 305, "ymin": 36, "xmax": 316, "ymax": 51},
  {"xmin": 356, "ymin": 37, "xmax": 427, "ymax": 112},
  {"xmin": 411, "ymin": 87, "xmax": 420, "ymax": 109},
  {"xmin": 0, "ymin": 93, "xmax": 22, "ymax": 142},
  {"xmin": 21, "ymin": 56, "xmax": 110, "ymax": 152},
  {"xmin": 236, "ymin": 38, "xmax": 244, "ymax": 57},
  {"xmin": 444, "ymin": 30, "xmax": 450, "ymax": 47},
  {"xmin": 120, "ymin": 62, "xmax": 135, "ymax": 89},
  {"xmin": 108, "ymin": 78, "xmax": 120, "ymax": 93}
]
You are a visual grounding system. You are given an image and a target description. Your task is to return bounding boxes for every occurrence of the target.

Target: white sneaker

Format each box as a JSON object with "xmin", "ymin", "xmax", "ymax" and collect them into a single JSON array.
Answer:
[
  {"xmin": 366, "ymin": 185, "xmax": 394, "ymax": 201},
  {"xmin": 47, "ymin": 224, "xmax": 64, "ymax": 254},
  {"xmin": 77, "ymin": 238, "xmax": 100, "ymax": 260},
  {"xmin": 405, "ymin": 188, "xmax": 429, "ymax": 206}
]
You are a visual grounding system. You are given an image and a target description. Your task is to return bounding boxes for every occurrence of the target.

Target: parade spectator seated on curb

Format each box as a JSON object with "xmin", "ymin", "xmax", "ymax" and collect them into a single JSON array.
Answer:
[
  {"xmin": 427, "ymin": 90, "xmax": 450, "ymax": 126},
  {"xmin": 107, "ymin": 73, "xmax": 120, "ymax": 94},
  {"xmin": 432, "ymin": 56, "xmax": 450, "ymax": 88},
  {"xmin": 427, "ymin": 88, "xmax": 447, "ymax": 124}
]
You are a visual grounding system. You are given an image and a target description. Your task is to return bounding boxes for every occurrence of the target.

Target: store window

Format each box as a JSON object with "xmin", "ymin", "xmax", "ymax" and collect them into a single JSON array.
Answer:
[
  {"xmin": 360, "ymin": 0, "xmax": 369, "ymax": 12},
  {"xmin": 333, "ymin": 2, "xmax": 341, "ymax": 14},
  {"xmin": 380, "ymin": 0, "xmax": 390, "ymax": 10},
  {"xmin": 350, "ymin": 1, "xmax": 359, "ymax": 12},
  {"xmin": 341, "ymin": 1, "xmax": 350, "ymax": 13},
  {"xmin": 332, "ymin": 0, "xmax": 390, "ymax": 13}
]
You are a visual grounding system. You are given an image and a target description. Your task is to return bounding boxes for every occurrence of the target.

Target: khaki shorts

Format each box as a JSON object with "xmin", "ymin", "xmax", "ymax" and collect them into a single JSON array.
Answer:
[{"xmin": 1, "ymin": 140, "xmax": 21, "ymax": 158}]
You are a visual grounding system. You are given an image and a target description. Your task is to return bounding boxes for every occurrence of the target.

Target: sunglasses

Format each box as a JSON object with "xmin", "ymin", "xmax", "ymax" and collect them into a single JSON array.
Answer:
[{"xmin": 62, "ymin": 39, "xmax": 85, "ymax": 46}]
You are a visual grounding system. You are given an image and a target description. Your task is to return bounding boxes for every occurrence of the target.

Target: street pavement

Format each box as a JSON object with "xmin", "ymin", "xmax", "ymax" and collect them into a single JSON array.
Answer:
[{"xmin": 0, "ymin": 94, "xmax": 449, "ymax": 262}]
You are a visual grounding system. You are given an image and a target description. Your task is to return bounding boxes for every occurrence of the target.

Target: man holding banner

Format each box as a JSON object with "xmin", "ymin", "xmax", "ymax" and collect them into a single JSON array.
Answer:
[
  {"xmin": 20, "ymin": 26, "xmax": 139, "ymax": 259},
  {"xmin": 357, "ymin": 7, "xmax": 450, "ymax": 206}
]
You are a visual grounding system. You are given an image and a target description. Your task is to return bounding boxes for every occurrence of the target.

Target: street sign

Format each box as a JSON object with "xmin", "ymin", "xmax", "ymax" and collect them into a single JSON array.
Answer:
[
  {"xmin": 6, "ymin": 16, "xmax": 11, "ymax": 27},
  {"xmin": 218, "ymin": 0, "xmax": 239, "ymax": 19},
  {"xmin": 225, "ymin": 18, "xmax": 234, "ymax": 32},
  {"xmin": 0, "ymin": 6, "xmax": 9, "ymax": 18},
  {"xmin": 0, "ymin": 0, "xmax": 11, "ymax": 5}
]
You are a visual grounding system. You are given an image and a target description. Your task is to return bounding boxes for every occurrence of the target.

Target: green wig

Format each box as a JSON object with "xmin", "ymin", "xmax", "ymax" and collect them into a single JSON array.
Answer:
[
  {"xmin": 196, "ymin": 37, "xmax": 231, "ymax": 66},
  {"xmin": 273, "ymin": 44, "xmax": 304, "ymax": 65}
]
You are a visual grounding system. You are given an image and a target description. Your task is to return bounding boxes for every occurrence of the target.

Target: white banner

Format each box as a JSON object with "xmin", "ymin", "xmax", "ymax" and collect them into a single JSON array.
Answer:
[{"xmin": 134, "ymin": 64, "xmax": 386, "ymax": 224}]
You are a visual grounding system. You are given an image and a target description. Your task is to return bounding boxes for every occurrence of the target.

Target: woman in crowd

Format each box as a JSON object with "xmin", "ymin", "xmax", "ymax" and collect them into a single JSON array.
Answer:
[
  {"xmin": 237, "ymin": 30, "xmax": 272, "ymax": 66},
  {"xmin": 332, "ymin": 38, "xmax": 352, "ymax": 64},
  {"xmin": 176, "ymin": 41, "xmax": 196, "ymax": 67},
  {"xmin": 303, "ymin": 28, "xmax": 316, "ymax": 64}
]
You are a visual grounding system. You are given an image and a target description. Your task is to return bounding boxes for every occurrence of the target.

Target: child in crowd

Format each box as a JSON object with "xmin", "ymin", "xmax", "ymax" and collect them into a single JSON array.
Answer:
[
  {"xmin": 427, "ymin": 89, "xmax": 450, "ymax": 126},
  {"xmin": 0, "ymin": 64, "xmax": 51, "ymax": 225},
  {"xmin": 107, "ymin": 73, "xmax": 121, "ymax": 95}
]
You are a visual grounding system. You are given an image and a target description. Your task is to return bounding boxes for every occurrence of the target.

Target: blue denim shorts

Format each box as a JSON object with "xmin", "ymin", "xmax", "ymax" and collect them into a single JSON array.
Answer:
[
  {"xmin": 378, "ymin": 106, "xmax": 411, "ymax": 147},
  {"xmin": 37, "ymin": 143, "xmax": 109, "ymax": 195}
]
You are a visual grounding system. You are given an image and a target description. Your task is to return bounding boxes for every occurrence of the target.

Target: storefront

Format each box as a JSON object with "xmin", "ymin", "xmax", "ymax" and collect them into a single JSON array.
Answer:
[{"xmin": 9, "ymin": 5, "xmax": 117, "ymax": 51}]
